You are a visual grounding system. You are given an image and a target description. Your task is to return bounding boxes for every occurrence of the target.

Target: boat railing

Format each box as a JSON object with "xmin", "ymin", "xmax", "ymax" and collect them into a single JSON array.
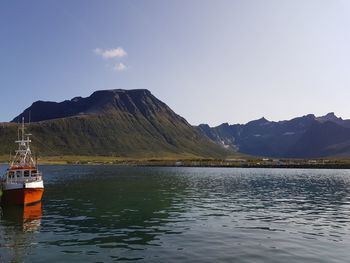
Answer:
[{"xmin": 4, "ymin": 172, "xmax": 43, "ymax": 184}]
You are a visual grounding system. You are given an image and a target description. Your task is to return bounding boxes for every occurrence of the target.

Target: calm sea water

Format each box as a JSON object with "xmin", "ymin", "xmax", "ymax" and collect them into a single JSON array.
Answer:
[{"xmin": 0, "ymin": 165, "xmax": 350, "ymax": 263}]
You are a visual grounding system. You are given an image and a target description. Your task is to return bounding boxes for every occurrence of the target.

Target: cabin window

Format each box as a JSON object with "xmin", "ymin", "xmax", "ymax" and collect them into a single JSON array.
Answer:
[
  {"xmin": 24, "ymin": 171, "xmax": 30, "ymax": 177},
  {"xmin": 16, "ymin": 171, "xmax": 22, "ymax": 177},
  {"xmin": 9, "ymin": 171, "xmax": 14, "ymax": 178}
]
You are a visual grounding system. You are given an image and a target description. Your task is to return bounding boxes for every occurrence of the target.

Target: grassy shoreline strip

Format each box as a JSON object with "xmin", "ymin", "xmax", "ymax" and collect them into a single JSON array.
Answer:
[{"xmin": 1, "ymin": 155, "xmax": 350, "ymax": 169}]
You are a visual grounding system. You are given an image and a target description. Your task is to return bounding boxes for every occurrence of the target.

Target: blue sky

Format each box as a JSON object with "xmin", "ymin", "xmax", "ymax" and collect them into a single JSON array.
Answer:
[{"xmin": 1, "ymin": 0, "xmax": 350, "ymax": 125}]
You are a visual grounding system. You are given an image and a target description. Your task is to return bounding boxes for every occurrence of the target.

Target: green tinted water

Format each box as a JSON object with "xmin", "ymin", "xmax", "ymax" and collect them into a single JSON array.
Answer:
[{"xmin": 1, "ymin": 165, "xmax": 350, "ymax": 262}]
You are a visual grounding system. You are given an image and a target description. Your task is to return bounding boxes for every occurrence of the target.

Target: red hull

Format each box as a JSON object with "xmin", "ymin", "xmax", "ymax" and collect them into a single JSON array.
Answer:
[{"xmin": 1, "ymin": 188, "xmax": 44, "ymax": 206}]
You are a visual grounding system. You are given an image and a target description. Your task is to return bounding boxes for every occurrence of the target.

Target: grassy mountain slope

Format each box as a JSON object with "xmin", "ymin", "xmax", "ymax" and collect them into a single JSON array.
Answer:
[{"xmin": 2, "ymin": 89, "xmax": 232, "ymax": 159}]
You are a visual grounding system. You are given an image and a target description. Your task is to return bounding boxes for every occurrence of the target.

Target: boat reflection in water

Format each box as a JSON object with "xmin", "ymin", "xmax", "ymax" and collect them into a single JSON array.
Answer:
[
  {"xmin": 0, "ymin": 202, "xmax": 42, "ymax": 262},
  {"xmin": 2, "ymin": 202, "xmax": 42, "ymax": 232}
]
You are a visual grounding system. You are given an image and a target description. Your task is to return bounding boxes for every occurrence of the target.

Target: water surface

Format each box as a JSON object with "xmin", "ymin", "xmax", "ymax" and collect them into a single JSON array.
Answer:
[{"xmin": 1, "ymin": 165, "xmax": 350, "ymax": 262}]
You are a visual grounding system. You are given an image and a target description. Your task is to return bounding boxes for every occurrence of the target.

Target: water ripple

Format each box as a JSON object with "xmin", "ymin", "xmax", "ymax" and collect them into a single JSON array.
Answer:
[{"xmin": 1, "ymin": 166, "xmax": 350, "ymax": 262}]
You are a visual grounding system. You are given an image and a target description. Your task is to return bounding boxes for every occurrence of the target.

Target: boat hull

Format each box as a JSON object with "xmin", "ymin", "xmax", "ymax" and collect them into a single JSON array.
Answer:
[{"xmin": 1, "ymin": 187, "xmax": 44, "ymax": 206}]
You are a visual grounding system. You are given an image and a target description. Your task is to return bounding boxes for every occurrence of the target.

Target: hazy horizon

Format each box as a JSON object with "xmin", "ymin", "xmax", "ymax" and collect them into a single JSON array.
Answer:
[{"xmin": 1, "ymin": 0, "xmax": 350, "ymax": 125}]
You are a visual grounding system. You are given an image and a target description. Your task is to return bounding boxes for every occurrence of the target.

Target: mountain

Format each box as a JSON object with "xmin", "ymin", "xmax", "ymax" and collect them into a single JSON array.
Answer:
[
  {"xmin": 4, "ymin": 90, "xmax": 350, "ymax": 159},
  {"xmin": 286, "ymin": 121, "xmax": 350, "ymax": 158},
  {"xmin": 12, "ymin": 89, "xmax": 175, "ymax": 123},
  {"xmin": 316, "ymin": 112, "xmax": 350, "ymax": 128},
  {"xmin": 197, "ymin": 113, "xmax": 350, "ymax": 158},
  {"xmin": 2, "ymin": 89, "xmax": 231, "ymax": 158}
]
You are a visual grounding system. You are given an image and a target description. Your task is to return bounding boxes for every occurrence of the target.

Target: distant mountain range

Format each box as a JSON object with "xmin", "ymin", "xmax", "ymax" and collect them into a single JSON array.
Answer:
[
  {"xmin": 196, "ymin": 112, "xmax": 350, "ymax": 158},
  {"xmin": 1, "ymin": 89, "xmax": 230, "ymax": 158},
  {"xmin": 2, "ymin": 89, "xmax": 350, "ymax": 159}
]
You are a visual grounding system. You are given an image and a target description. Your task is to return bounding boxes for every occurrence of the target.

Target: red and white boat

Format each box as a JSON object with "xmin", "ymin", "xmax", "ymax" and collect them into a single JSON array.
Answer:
[{"xmin": 1, "ymin": 118, "xmax": 44, "ymax": 206}]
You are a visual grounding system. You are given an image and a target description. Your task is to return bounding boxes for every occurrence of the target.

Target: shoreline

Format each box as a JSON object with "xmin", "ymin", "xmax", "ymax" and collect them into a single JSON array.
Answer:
[{"xmin": 1, "ymin": 155, "xmax": 350, "ymax": 169}]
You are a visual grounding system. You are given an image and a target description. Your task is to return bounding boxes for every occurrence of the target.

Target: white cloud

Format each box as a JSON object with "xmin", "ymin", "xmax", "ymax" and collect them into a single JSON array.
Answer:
[
  {"xmin": 94, "ymin": 47, "xmax": 127, "ymax": 59},
  {"xmin": 94, "ymin": 47, "xmax": 128, "ymax": 73},
  {"xmin": 113, "ymin": 62, "xmax": 127, "ymax": 72}
]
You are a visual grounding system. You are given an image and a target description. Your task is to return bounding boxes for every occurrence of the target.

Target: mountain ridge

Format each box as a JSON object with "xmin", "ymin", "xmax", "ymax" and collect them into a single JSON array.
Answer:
[
  {"xmin": 12, "ymin": 89, "xmax": 177, "ymax": 123},
  {"xmin": 197, "ymin": 113, "xmax": 350, "ymax": 158}
]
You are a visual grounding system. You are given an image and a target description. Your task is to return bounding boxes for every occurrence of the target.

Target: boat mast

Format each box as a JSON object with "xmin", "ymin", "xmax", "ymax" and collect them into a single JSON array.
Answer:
[{"xmin": 11, "ymin": 117, "xmax": 35, "ymax": 167}]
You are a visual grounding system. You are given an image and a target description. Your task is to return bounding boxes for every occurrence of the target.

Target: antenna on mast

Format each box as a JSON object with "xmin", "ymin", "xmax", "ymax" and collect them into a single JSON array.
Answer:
[{"xmin": 21, "ymin": 117, "xmax": 25, "ymax": 141}]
